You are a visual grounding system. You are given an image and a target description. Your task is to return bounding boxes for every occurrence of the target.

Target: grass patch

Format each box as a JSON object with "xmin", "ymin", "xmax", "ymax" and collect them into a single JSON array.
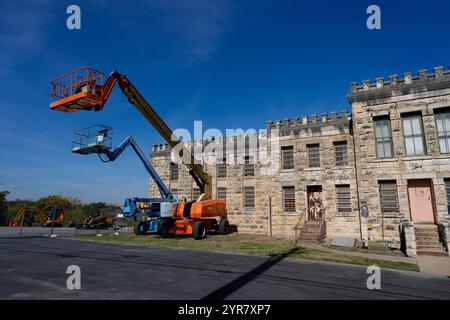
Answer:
[{"xmin": 68, "ymin": 233, "xmax": 419, "ymax": 272}]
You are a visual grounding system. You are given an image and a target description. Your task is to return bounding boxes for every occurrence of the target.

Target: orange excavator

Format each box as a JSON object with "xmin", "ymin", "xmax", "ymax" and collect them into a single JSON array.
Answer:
[
  {"xmin": 49, "ymin": 67, "xmax": 230, "ymax": 239},
  {"xmin": 8, "ymin": 206, "xmax": 64, "ymax": 227}
]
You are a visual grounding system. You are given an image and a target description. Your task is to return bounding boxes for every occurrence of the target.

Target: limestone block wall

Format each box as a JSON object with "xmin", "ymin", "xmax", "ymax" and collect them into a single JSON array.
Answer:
[
  {"xmin": 349, "ymin": 66, "xmax": 450, "ymax": 245},
  {"xmin": 150, "ymin": 111, "xmax": 361, "ymax": 241}
]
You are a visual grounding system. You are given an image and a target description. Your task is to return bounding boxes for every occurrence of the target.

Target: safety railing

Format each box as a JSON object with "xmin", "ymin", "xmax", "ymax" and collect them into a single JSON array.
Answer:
[
  {"xmin": 50, "ymin": 67, "xmax": 105, "ymax": 102},
  {"xmin": 71, "ymin": 124, "xmax": 113, "ymax": 155}
]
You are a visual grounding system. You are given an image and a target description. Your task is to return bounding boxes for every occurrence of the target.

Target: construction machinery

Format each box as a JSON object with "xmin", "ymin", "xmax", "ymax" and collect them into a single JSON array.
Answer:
[
  {"xmin": 82, "ymin": 209, "xmax": 115, "ymax": 229},
  {"xmin": 50, "ymin": 67, "xmax": 230, "ymax": 239},
  {"xmin": 8, "ymin": 206, "xmax": 64, "ymax": 227},
  {"xmin": 44, "ymin": 207, "xmax": 64, "ymax": 227},
  {"xmin": 71, "ymin": 124, "xmax": 176, "ymax": 234}
]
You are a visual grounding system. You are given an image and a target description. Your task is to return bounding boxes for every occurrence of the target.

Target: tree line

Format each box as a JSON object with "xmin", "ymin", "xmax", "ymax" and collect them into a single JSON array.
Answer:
[{"xmin": 0, "ymin": 191, "xmax": 120, "ymax": 227}]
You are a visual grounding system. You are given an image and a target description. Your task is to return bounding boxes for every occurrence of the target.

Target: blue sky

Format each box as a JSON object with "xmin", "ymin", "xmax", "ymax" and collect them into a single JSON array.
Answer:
[{"xmin": 1, "ymin": 0, "xmax": 450, "ymax": 204}]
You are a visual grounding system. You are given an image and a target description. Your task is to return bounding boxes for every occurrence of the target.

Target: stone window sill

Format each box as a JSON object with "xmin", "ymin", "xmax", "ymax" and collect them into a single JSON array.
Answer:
[
  {"xmin": 401, "ymin": 155, "xmax": 432, "ymax": 161},
  {"xmin": 379, "ymin": 213, "xmax": 401, "ymax": 218},
  {"xmin": 372, "ymin": 158, "xmax": 397, "ymax": 163},
  {"xmin": 280, "ymin": 169, "xmax": 295, "ymax": 173},
  {"xmin": 336, "ymin": 213, "xmax": 355, "ymax": 217},
  {"xmin": 304, "ymin": 167, "xmax": 322, "ymax": 172},
  {"xmin": 434, "ymin": 154, "xmax": 450, "ymax": 159},
  {"xmin": 333, "ymin": 165, "xmax": 352, "ymax": 170},
  {"xmin": 281, "ymin": 212, "xmax": 298, "ymax": 216}
]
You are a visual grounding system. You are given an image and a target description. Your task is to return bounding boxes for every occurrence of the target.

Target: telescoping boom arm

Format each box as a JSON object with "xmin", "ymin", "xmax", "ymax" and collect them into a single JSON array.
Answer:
[
  {"xmin": 50, "ymin": 68, "xmax": 212, "ymax": 200},
  {"xmin": 101, "ymin": 135, "xmax": 173, "ymax": 200}
]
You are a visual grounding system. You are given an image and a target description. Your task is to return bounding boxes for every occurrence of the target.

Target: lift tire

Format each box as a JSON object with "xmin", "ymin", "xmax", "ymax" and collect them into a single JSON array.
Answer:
[
  {"xmin": 134, "ymin": 221, "xmax": 147, "ymax": 235},
  {"xmin": 192, "ymin": 221, "xmax": 206, "ymax": 240},
  {"xmin": 158, "ymin": 220, "xmax": 171, "ymax": 238},
  {"xmin": 218, "ymin": 218, "xmax": 231, "ymax": 235}
]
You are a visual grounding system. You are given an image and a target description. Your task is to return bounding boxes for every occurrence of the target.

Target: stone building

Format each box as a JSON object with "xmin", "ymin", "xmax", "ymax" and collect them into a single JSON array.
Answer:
[{"xmin": 150, "ymin": 66, "xmax": 450, "ymax": 256}]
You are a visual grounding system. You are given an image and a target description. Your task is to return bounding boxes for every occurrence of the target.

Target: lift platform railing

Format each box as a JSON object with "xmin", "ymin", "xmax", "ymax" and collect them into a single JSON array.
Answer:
[
  {"xmin": 50, "ymin": 67, "xmax": 105, "ymax": 112},
  {"xmin": 71, "ymin": 124, "xmax": 113, "ymax": 155}
]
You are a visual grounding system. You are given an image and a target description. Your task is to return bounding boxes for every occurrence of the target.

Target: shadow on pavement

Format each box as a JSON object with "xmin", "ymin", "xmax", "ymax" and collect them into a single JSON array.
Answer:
[{"xmin": 201, "ymin": 247, "xmax": 302, "ymax": 300}]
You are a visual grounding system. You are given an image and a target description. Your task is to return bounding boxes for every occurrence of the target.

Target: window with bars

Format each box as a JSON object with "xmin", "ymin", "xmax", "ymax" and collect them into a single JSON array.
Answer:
[
  {"xmin": 336, "ymin": 185, "xmax": 352, "ymax": 214},
  {"xmin": 334, "ymin": 141, "xmax": 348, "ymax": 166},
  {"xmin": 445, "ymin": 180, "xmax": 450, "ymax": 214},
  {"xmin": 281, "ymin": 146, "xmax": 294, "ymax": 170},
  {"xmin": 402, "ymin": 114, "xmax": 426, "ymax": 156},
  {"xmin": 217, "ymin": 187, "xmax": 227, "ymax": 201},
  {"xmin": 307, "ymin": 144, "xmax": 320, "ymax": 168},
  {"xmin": 374, "ymin": 116, "xmax": 393, "ymax": 159},
  {"xmin": 192, "ymin": 187, "xmax": 201, "ymax": 200},
  {"xmin": 435, "ymin": 110, "xmax": 450, "ymax": 154},
  {"xmin": 217, "ymin": 158, "xmax": 227, "ymax": 178},
  {"xmin": 282, "ymin": 186, "xmax": 295, "ymax": 212},
  {"xmin": 170, "ymin": 162, "xmax": 179, "ymax": 180},
  {"xmin": 244, "ymin": 156, "xmax": 255, "ymax": 176},
  {"xmin": 244, "ymin": 186, "xmax": 255, "ymax": 208},
  {"xmin": 378, "ymin": 181, "xmax": 399, "ymax": 214}
]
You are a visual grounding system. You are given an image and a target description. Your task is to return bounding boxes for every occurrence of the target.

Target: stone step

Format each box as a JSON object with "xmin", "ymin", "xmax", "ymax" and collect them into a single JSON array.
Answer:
[
  {"xmin": 415, "ymin": 224, "xmax": 437, "ymax": 230},
  {"xmin": 416, "ymin": 240, "xmax": 440, "ymax": 246},
  {"xmin": 415, "ymin": 234, "xmax": 440, "ymax": 241},
  {"xmin": 416, "ymin": 250, "xmax": 449, "ymax": 257},
  {"xmin": 416, "ymin": 241, "xmax": 443, "ymax": 247},
  {"xmin": 416, "ymin": 243, "xmax": 445, "ymax": 250},
  {"xmin": 303, "ymin": 227, "xmax": 322, "ymax": 232},
  {"xmin": 299, "ymin": 234, "xmax": 321, "ymax": 240},
  {"xmin": 415, "ymin": 230, "xmax": 439, "ymax": 236}
]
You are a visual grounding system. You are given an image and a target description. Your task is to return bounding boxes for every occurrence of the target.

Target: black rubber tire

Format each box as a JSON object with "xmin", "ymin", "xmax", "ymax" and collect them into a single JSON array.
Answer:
[
  {"xmin": 158, "ymin": 219, "xmax": 171, "ymax": 238},
  {"xmin": 192, "ymin": 221, "xmax": 206, "ymax": 240},
  {"xmin": 218, "ymin": 218, "xmax": 231, "ymax": 235},
  {"xmin": 134, "ymin": 221, "xmax": 147, "ymax": 235}
]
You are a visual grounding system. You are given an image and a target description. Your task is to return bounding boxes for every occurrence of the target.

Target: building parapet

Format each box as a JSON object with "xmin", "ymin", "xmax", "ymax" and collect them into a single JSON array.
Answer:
[
  {"xmin": 348, "ymin": 66, "xmax": 450, "ymax": 103},
  {"xmin": 266, "ymin": 110, "xmax": 351, "ymax": 136}
]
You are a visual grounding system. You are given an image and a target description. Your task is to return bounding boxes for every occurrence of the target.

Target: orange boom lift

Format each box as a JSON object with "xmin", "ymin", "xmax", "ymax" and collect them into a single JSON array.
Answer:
[{"xmin": 49, "ymin": 67, "xmax": 229, "ymax": 239}]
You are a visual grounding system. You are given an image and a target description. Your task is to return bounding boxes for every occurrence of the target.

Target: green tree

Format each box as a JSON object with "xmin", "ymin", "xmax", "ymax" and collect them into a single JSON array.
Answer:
[
  {"xmin": 0, "ymin": 191, "xmax": 8, "ymax": 214},
  {"xmin": 0, "ymin": 191, "xmax": 9, "ymax": 226}
]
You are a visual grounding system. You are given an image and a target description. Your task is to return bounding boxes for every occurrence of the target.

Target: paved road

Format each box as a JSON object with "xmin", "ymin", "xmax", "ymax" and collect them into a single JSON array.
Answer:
[{"xmin": 0, "ymin": 237, "xmax": 449, "ymax": 300}]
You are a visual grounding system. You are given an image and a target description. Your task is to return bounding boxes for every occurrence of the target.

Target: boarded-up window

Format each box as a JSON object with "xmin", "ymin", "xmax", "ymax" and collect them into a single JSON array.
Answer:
[
  {"xmin": 334, "ymin": 141, "xmax": 348, "ymax": 166},
  {"xmin": 374, "ymin": 116, "xmax": 393, "ymax": 159},
  {"xmin": 170, "ymin": 162, "xmax": 179, "ymax": 180},
  {"xmin": 307, "ymin": 144, "xmax": 320, "ymax": 168},
  {"xmin": 281, "ymin": 146, "xmax": 294, "ymax": 169},
  {"xmin": 244, "ymin": 156, "xmax": 255, "ymax": 176},
  {"xmin": 435, "ymin": 110, "xmax": 450, "ymax": 154},
  {"xmin": 193, "ymin": 187, "xmax": 201, "ymax": 200},
  {"xmin": 217, "ymin": 158, "xmax": 227, "ymax": 178},
  {"xmin": 336, "ymin": 185, "xmax": 352, "ymax": 214},
  {"xmin": 217, "ymin": 187, "xmax": 227, "ymax": 201},
  {"xmin": 283, "ymin": 186, "xmax": 295, "ymax": 212},
  {"xmin": 402, "ymin": 114, "xmax": 426, "ymax": 156},
  {"xmin": 244, "ymin": 186, "xmax": 255, "ymax": 208},
  {"xmin": 445, "ymin": 179, "xmax": 450, "ymax": 214},
  {"xmin": 379, "ymin": 181, "xmax": 399, "ymax": 214}
]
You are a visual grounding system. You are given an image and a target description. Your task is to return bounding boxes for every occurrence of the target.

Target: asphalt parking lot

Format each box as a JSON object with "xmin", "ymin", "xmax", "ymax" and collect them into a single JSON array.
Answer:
[{"xmin": 1, "ymin": 235, "xmax": 450, "ymax": 300}]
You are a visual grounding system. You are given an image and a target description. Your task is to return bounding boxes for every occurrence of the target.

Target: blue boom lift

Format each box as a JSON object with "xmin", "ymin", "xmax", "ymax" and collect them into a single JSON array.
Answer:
[{"xmin": 71, "ymin": 124, "xmax": 177, "ymax": 235}]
